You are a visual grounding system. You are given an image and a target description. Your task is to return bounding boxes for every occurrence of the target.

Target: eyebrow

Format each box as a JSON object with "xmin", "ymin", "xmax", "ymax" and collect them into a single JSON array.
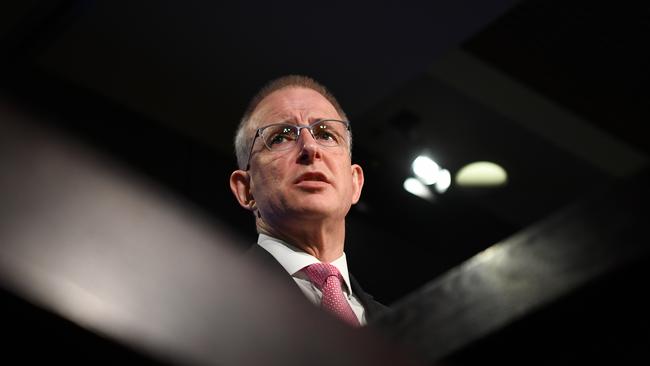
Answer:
[{"xmin": 272, "ymin": 117, "xmax": 331, "ymax": 126}]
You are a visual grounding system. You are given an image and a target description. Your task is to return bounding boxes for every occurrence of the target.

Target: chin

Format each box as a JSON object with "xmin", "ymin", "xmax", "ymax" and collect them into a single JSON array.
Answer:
[{"xmin": 294, "ymin": 201, "xmax": 350, "ymax": 219}]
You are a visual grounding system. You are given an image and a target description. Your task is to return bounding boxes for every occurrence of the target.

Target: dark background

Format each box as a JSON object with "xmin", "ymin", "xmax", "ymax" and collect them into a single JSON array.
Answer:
[{"xmin": 1, "ymin": 0, "xmax": 648, "ymax": 306}]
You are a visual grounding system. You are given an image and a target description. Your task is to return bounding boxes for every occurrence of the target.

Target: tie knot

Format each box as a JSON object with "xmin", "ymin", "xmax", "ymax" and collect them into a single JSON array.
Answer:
[{"xmin": 302, "ymin": 263, "xmax": 342, "ymax": 289}]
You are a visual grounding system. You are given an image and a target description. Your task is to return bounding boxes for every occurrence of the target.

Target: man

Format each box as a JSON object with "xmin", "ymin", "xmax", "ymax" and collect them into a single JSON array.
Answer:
[{"xmin": 229, "ymin": 75, "xmax": 387, "ymax": 326}]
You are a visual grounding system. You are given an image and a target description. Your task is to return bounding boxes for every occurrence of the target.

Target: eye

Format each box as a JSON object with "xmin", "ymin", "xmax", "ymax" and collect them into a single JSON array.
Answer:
[
  {"xmin": 268, "ymin": 135, "xmax": 283, "ymax": 145},
  {"xmin": 265, "ymin": 126, "xmax": 296, "ymax": 147},
  {"xmin": 315, "ymin": 130, "xmax": 335, "ymax": 141},
  {"xmin": 314, "ymin": 126, "xmax": 339, "ymax": 142}
]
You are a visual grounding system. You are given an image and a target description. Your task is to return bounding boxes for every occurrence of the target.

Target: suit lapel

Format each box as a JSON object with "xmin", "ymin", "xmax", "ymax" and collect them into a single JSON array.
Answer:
[{"xmin": 350, "ymin": 274, "xmax": 388, "ymax": 322}]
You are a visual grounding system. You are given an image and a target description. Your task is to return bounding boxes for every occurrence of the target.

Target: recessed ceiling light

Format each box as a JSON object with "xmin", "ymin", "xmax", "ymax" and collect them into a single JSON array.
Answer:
[
  {"xmin": 455, "ymin": 161, "xmax": 507, "ymax": 187},
  {"xmin": 412, "ymin": 155, "xmax": 440, "ymax": 185},
  {"xmin": 435, "ymin": 169, "xmax": 451, "ymax": 193},
  {"xmin": 403, "ymin": 177, "xmax": 434, "ymax": 201}
]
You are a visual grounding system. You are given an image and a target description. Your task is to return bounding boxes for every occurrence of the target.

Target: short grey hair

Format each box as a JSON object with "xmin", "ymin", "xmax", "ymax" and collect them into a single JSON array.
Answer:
[{"xmin": 234, "ymin": 75, "xmax": 352, "ymax": 170}]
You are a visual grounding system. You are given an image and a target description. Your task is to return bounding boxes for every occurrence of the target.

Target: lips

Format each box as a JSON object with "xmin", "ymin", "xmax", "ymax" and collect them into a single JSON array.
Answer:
[{"xmin": 294, "ymin": 172, "xmax": 330, "ymax": 184}]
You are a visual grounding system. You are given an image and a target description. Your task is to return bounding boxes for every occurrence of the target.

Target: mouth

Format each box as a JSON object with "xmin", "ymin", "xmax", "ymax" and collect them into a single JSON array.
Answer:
[{"xmin": 294, "ymin": 172, "xmax": 330, "ymax": 185}]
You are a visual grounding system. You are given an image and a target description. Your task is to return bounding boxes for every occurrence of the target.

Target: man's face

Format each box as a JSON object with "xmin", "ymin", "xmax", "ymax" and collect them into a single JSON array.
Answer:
[{"xmin": 234, "ymin": 87, "xmax": 364, "ymax": 225}]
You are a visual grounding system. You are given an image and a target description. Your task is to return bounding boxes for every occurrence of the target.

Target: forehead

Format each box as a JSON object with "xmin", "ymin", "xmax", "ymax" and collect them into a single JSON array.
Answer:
[{"xmin": 249, "ymin": 87, "xmax": 341, "ymax": 130}]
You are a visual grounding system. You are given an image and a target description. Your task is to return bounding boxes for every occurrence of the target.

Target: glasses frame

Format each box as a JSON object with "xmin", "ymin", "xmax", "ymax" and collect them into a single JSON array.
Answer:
[{"xmin": 245, "ymin": 119, "xmax": 351, "ymax": 170}]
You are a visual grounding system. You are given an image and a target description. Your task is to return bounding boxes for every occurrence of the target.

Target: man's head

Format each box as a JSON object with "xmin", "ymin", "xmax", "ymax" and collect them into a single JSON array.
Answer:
[
  {"xmin": 234, "ymin": 75, "xmax": 350, "ymax": 170},
  {"xmin": 229, "ymin": 75, "xmax": 364, "ymax": 237}
]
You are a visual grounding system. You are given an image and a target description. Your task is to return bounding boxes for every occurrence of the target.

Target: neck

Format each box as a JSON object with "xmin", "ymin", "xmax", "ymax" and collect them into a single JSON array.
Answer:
[{"xmin": 256, "ymin": 217, "xmax": 346, "ymax": 263}]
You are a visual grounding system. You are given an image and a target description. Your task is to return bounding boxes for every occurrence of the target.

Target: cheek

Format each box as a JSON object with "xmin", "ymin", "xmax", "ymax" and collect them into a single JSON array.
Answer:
[
  {"xmin": 337, "ymin": 162, "xmax": 354, "ymax": 187},
  {"xmin": 263, "ymin": 164, "xmax": 285, "ymax": 185},
  {"xmin": 251, "ymin": 164, "xmax": 286, "ymax": 198}
]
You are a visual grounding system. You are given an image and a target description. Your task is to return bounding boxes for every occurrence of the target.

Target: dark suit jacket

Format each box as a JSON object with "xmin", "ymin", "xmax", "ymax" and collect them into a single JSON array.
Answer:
[{"xmin": 246, "ymin": 244, "xmax": 389, "ymax": 322}]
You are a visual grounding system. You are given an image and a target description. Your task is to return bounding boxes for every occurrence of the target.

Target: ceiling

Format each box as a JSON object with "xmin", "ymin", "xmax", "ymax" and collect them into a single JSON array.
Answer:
[{"xmin": 1, "ymin": 0, "xmax": 648, "ymax": 304}]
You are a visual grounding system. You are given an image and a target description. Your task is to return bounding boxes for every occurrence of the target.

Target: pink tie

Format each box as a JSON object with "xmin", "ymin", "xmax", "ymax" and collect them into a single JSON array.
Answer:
[{"xmin": 303, "ymin": 263, "xmax": 360, "ymax": 327}]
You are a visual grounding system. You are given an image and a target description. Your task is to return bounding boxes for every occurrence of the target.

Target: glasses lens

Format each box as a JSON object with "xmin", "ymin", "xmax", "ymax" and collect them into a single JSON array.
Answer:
[
  {"xmin": 312, "ymin": 120, "xmax": 348, "ymax": 147},
  {"xmin": 260, "ymin": 124, "xmax": 298, "ymax": 150}
]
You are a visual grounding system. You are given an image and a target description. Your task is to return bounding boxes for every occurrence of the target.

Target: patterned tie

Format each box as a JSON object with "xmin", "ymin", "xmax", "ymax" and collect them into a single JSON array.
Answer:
[{"xmin": 303, "ymin": 263, "xmax": 360, "ymax": 327}]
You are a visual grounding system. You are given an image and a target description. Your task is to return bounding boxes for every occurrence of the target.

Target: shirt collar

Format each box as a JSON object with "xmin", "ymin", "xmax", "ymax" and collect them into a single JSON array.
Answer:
[{"xmin": 257, "ymin": 233, "xmax": 353, "ymax": 293}]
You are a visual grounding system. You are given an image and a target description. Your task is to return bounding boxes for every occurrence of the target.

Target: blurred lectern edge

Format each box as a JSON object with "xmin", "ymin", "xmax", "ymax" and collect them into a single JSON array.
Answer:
[{"xmin": 0, "ymin": 100, "xmax": 422, "ymax": 365}]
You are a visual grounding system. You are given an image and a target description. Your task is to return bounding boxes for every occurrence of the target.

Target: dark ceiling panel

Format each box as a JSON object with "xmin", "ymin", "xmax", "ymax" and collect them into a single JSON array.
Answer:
[
  {"xmin": 0, "ymin": 1, "xmax": 45, "ymax": 38},
  {"xmin": 464, "ymin": 0, "xmax": 650, "ymax": 156},
  {"xmin": 30, "ymin": 0, "xmax": 520, "ymax": 152}
]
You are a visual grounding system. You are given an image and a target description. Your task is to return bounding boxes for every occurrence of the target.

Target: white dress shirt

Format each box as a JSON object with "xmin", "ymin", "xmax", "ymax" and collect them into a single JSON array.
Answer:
[{"xmin": 257, "ymin": 233, "xmax": 366, "ymax": 325}]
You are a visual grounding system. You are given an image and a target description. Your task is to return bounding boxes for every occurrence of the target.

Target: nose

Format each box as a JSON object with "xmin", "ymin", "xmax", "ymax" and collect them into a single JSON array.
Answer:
[{"xmin": 296, "ymin": 127, "xmax": 321, "ymax": 164}]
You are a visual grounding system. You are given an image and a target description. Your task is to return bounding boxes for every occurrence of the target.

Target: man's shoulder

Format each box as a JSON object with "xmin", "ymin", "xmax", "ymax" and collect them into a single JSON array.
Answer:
[
  {"xmin": 244, "ymin": 243, "xmax": 303, "ymax": 291},
  {"xmin": 243, "ymin": 243, "xmax": 274, "ymax": 263},
  {"xmin": 243, "ymin": 243, "xmax": 289, "ymax": 275},
  {"xmin": 243, "ymin": 243, "xmax": 263, "ymax": 255}
]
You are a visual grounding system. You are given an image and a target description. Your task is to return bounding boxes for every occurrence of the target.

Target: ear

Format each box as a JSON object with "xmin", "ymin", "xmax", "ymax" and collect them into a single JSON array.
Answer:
[
  {"xmin": 350, "ymin": 164, "xmax": 365, "ymax": 204},
  {"xmin": 229, "ymin": 169, "xmax": 256, "ymax": 212}
]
